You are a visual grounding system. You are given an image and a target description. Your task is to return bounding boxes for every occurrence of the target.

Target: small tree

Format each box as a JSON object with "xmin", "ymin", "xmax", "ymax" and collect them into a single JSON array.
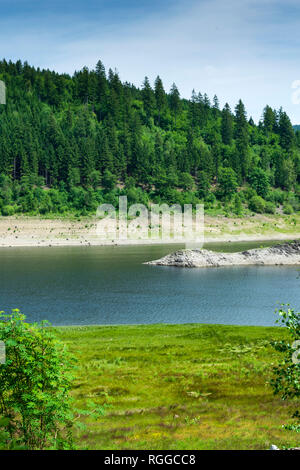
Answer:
[
  {"xmin": 270, "ymin": 306, "xmax": 300, "ymax": 433},
  {"xmin": 102, "ymin": 169, "xmax": 117, "ymax": 192},
  {"xmin": 248, "ymin": 194, "xmax": 266, "ymax": 213},
  {"xmin": 180, "ymin": 172, "xmax": 194, "ymax": 191},
  {"xmin": 248, "ymin": 167, "xmax": 270, "ymax": 198},
  {"xmin": 0, "ymin": 310, "xmax": 75, "ymax": 449},
  {"xmin": 233, "ymin": 193, "xmax": 243, "ymax": 216},
  {"xmin": 217, "ymin": 167, "xmax": 238, "ymax": 199}
]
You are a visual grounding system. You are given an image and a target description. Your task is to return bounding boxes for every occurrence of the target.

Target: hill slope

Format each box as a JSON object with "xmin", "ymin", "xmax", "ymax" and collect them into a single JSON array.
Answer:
[{"xmin": 0, "ymin": 59, "xmax": 299, "ymax": 216}]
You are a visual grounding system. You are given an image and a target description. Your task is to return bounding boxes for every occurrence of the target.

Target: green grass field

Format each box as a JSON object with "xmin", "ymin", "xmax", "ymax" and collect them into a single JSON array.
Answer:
[{"xmin": 57, "ymin": 323, "xmax": 299, "ymax": 450}]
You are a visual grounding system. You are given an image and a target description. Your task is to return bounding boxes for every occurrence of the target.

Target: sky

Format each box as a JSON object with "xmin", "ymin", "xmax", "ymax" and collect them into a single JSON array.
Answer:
[{"xmin": 1, "ymin": 0, "xmax": 300, "ymax": 123}]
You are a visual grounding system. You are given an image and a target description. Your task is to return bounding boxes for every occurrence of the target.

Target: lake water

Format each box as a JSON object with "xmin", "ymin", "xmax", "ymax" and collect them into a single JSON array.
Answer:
[{"xmin": 0, "ymin": 241, "xmax": 299, "ymax": 327}]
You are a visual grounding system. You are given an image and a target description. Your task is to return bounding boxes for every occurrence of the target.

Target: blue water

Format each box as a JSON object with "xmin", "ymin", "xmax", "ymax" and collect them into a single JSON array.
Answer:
[{"xmin": 0, "ymin": 242, "xmax": 299, "ymax": 326}]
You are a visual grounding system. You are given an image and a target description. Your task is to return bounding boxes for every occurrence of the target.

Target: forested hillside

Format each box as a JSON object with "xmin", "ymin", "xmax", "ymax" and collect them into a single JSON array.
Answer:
[{"xmin": 0, "ymin": 59, "xmax": 299, "ymax": 216}]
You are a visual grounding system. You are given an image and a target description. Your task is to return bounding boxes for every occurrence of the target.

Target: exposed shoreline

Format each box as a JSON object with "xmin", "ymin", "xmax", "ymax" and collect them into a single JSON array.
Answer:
[
  {"xmin": 0, "ymin": 215, "xmax": 299, "ymax": 248},
  {"xmin": 146, "ymin": 241, "xmax": 300, "ymax": 268}
]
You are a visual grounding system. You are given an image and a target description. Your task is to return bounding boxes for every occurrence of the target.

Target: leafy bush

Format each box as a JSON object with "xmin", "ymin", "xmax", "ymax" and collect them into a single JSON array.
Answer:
[
  {"xmin": 102, "ymin": 170, "xmax": 117, "ymax": 191},
  {"xmin": 239, "ymin": 187, "xmax": 257, "ymax": 203},
  {"xmin": 248, "ymin": 167, "xmax": 270, "ymax": 198},
  {"xmin": 125, "ymin": 186, "xmax": 149, "ymax": 205},
  {"xmin": 0, "ymin": 310, "xmax": 75, "ymax": 449},
  {"xmin": 269, "ymin": 188, "xmax": 285, "ymax": 205},
  {"xmin": 217, "ymin": 167, "xmax": 238, "ymax": 199},
  {"xmin": 283, "ymin": 203, "xmax": 294, "ymax": 215},
  {"xmin": 286, "ymin": 192, "xmax": 299, "ymax": 212},
  {"xmin": 233, "ymin": 193, "xmax": 243, "ymax": 215},
  {"xmin": 270, "ymin": 306, "xmax": 300, "ymax": 433},
  {"xmin": 248, "ymin": 195, "xmax": 266, "ymax": 213},
  {"xmin": 264, "ymin": 201, "xmax": 276, "ymax": 214},
  {"xmin": 179, "ymin": 172, "xmax": 194, "ymax": 191},
  {"xmin": 197, "ymin": 171, "xmax": 211, "ymax": 199},
  {"xmin": 1, "ymin": 205, "xmax": 15, "ymax": 216}
]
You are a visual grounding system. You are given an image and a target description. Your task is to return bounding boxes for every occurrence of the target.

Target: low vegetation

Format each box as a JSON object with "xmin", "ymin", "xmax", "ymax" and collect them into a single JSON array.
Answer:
[
  {"xmin": 270, "ymin": 306, "xmax": 300, "ymax": 434},
  {"xmin": 1, "ymin": 309, "xmax": 299, "ymax": 450},
  {"xmin": 58, "ymin": 322, "xmax": 299, "ymax": 450},
  {"xmin": 0, "ymin": 310, "xmax": 104, "ymax": 450}
]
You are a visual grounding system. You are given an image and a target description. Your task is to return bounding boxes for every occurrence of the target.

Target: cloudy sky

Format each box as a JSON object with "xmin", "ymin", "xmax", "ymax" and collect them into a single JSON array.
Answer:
[{"xmin": 1, "ymin": 0, "xmax": 300, "ymax": 123}]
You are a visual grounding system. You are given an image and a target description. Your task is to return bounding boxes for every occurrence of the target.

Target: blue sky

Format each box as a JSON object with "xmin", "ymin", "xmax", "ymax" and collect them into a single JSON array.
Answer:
[{"xmin": 1, "ymin": 0, "xmax": 300, "ymax": 123}]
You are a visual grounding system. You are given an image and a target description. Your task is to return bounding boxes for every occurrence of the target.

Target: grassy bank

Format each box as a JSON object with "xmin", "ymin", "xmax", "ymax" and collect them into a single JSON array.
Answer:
[{"xmin": 57, "ymin": 323, "xmax": 299, "ymax": 450}]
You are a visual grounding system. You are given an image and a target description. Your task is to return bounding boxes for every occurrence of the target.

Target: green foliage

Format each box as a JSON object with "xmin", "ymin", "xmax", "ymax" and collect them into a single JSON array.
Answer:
[
  {"xmin": 1, "ymin": 204, "xmax": 15, "ymax": 216},
  {"xmin": 233, "ymin": 193, "xmax": 243, "ymax": 215},
  {"xmin": 179, "ymin": 172, "xmax": 194, "ymax": 191},
  {"xmin": 283, "ymin": 203, "xmax": 294, "ymax": 215},
  {"xmin": 197, "ymin": 170, "xmax": 211, "ymax": 199},
  {"xmin": 248, "ymin": 167, "xmax": 270, "ymax": 198},
  {"xmin": 248, "ymin": 195, "xmax": 266, "ymax": 213},
  {"xmin": 264, "ymin": 201, "xmax": 276, "ymax": 214},
  {"xmin": 0, "ymin": 59, "xmax": 299, "ymax": 215},
  {"xmin": 270, "ymin": 306, "xmax": 300, "ymax": 433},
  {"xmin": 217, "ymin": 167, "xmax": 238, "ymax": 199},
  {"xmin": 0, "ymin": 309, "xmax": 76, "ymax": 449},
  {"xmin": 102, "ymin": 169, "xmax": 117, "ymax": 192}
]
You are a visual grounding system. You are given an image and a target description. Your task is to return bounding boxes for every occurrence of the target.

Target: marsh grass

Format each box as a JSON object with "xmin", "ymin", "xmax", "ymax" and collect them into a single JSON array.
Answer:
[{"xmin": 56, "ymin": 324, "xmax": 299, "ymax": 450}]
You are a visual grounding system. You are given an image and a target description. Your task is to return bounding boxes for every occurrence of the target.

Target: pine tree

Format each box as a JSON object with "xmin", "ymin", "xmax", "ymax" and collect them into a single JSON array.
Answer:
[
  {"xmin": 278, "ymin": 111, "xmax": 295, "ymax": 151},
  {"xmin": 235, "ymin": 99, "xmax": 249, "ymax": 179},
  {"xmin": 95, "ymin": 60, "xmax": 107, "ymax": 103},
  {"xmin": 262, "ymin": 105, "xmax": 276, "ymax": 134},
  {"xmin": 212, "ymin": 95, "xmax": 220, "ymax": 117},
  {"xmin": 154, "ymin": 76, "xmax": 166, "ymax": 125},
  {"xmin": 142, "ymin": 77, "xmax": 155, "ymax": 122},
  {"xmin": 221, "ymin": 103, "xmax": 233, "ymax": 145},
  {"xmin": 169, "ymin": 83, "xmax": 180, "ymax": 126}
]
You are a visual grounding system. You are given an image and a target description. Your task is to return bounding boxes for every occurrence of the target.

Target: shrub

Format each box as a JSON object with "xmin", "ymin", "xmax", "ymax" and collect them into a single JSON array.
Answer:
[
  {"xmin": 264, "ymin": 201, "xmax": 276, "ymax": 214},
  {"xmin": 271, "ymin": 188, "xmax": 285, "ymax": 205},
  {"xmin": 125, "ymin": 187, "xmax": 149, "ymax": 206},
  {"xmin": 102, "ymin": 170, "xmax": 117, "ymax": 191},
  {"xmin": 270, "ymin": 306, "xmax": 300, "ymax": 433},
  {"xmin": 286, "ymin": 192, "xmax": 299, "ymax": 212},
  {"xmin": 233, "ymin": 194, "xmax": 243, "ymax": 215},
  {"xmin": 283, "ymin": 203, "xmax": 294, "ymax": 215},
  {"xmin": 217, "ymin": 167, "xmax": 238, "ymax": 199},
  {"xmin": 0, "ymin": 310, "xmax": 75, "ymax": 449},
  {"xmin": 179, "ymin": 172, "xmax": 194, "ymax": 191},
  {"xmin": 205, "ymin": 192, "xmax": 216, "ymax": 204},
  {"xmin": 248, "ymin": 167, "xmax": 270, "ymax": 198},
  {"xmin": 240, "ymin": 187, "xmax": 257, "ymax": 203},
  {"xmin": 248, "ymin": 195, "xmax": 266, "ymax": 213},
  {"xmin": 1, "ymin": 205, "xmax": 15, "ymax": 216},
  {"xmin": 197, "ymin": 171, "xmax": 211, "ymax": 199}
]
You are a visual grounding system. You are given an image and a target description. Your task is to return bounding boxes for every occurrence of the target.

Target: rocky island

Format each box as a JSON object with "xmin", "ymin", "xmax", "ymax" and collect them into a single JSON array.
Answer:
[{"xmin": 146, "ymin": 241, "xmax": 300, "ymax": 268}]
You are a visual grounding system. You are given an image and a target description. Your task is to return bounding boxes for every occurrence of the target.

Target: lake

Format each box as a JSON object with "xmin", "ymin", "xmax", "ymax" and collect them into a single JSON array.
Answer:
[{"xmin": 0, "ymin": 241, "xmax": 299, "ymax": 326}]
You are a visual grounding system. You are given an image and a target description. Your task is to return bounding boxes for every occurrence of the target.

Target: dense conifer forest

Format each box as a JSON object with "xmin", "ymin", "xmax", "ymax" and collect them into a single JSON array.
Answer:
[{"xmin": 0, "ymin": 59, "xmax": 299, "ymax": 216}]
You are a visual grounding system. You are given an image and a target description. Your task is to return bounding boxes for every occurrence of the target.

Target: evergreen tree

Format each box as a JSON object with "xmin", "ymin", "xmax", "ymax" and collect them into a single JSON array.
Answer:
[
  {"xmin": 221, "ymin": 103, "xmax": 233, "ymax": 145},
  {"xmin": 278, "ymin": 111, "xmax": 295, "ymax": 152},
  {"xmin": 142, "ymin": 77, "xmax": 155, "ymax": 122},
  {"xmin": 169, "ymin": 83, "xmax": 180, "ymax": 126},
  {"xmin": 235, "ymin": 99, "xmax": 249, "ymax": 179},
  {"xmin": 154, "ymin": 76, "xmax": 166, "ymax": 125}
]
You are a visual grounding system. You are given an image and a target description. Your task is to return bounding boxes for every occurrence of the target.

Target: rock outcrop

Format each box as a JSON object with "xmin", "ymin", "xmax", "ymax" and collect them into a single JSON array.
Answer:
[{"xmin": 146, "ymin": 241, "xmax": 300, "ymax": 268}]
